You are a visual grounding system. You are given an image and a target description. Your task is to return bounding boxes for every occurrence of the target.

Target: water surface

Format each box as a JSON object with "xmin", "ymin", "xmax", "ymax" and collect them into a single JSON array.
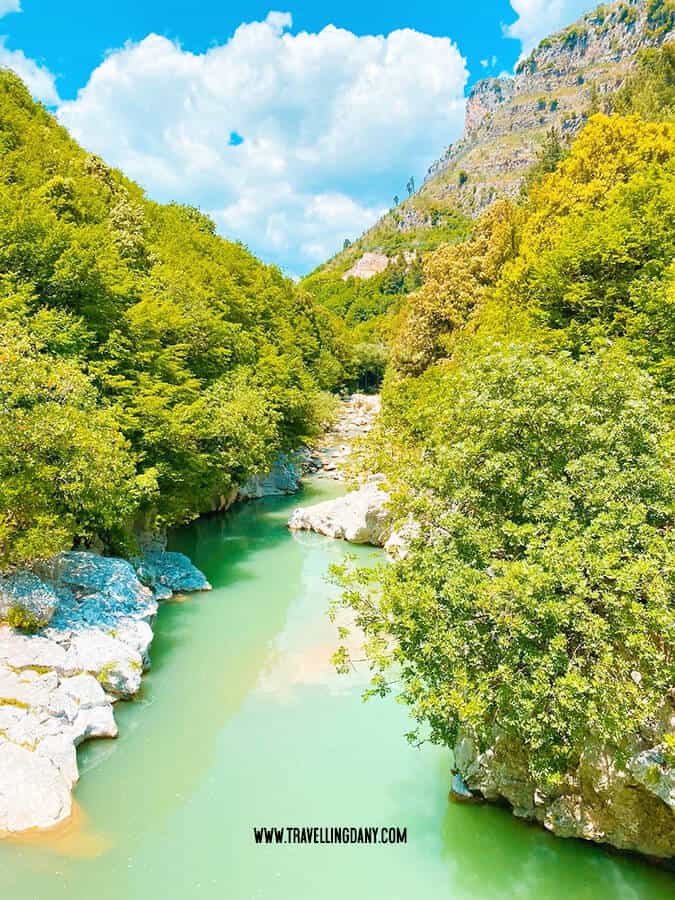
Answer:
[{"xmin": 0, "ymin": 481, "xmax": 672, "ymax": 899}]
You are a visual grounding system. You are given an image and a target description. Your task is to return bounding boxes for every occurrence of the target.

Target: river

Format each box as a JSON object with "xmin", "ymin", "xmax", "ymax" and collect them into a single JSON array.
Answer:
[{"xmin": 0, "ymin": 480, "xmax": 672, "ymax": 899}]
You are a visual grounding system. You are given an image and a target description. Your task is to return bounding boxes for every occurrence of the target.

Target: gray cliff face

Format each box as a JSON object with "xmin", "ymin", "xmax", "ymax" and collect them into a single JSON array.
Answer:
[
  {"xmin": 322, "ymin": 1, "xmax": 672, "ymax": 280},
  {"xmin": 423, "ymin": 0, "xmax": 672, "ymax": 215},
  {"xmin": 452, "ymin": 696, "xmax": 675, "ymax": 860}
]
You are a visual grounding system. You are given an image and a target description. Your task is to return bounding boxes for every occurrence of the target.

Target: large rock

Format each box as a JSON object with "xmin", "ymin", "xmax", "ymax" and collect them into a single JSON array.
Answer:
[
  {"xmin": 0, "ymin": 573, "xmax": 59, "ymax": 628},
  {"xmin": 0, "ymin": 663, "xmax": 117, "ymax": 832},
  {"xmin": 288, "ymin": 480, "xmax": 391, "ymax": 546},
  {"xmin": 0, "ymin": 548, "xmax": 210, "ymax": 833},
  {"xmin": 135, "ymin": 550, "xmax": 211, "ymax": 600},
  {"xmin": 451, "ymin": 710, "xmax": 675, "ymax": 860},
  {"xmin": 238, "ymin": 453, "xmax": 302, "ymax": 500}
]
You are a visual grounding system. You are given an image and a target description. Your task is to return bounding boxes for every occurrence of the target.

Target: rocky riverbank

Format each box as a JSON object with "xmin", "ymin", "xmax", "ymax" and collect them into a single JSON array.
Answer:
[
  {"xmin": 287, "ymin": 394, "xmax": 398, "ymax": 548},
  {"xmin": 0, "ymin": 446, "xmax": 311, "ymax": 835},
  {"xmin": 311, "ymin": 393, "xmax": 380, "ymax": 481},
  {"xmin": 451, "ymin": 712, "xmax": 675, "ymax": 861},
  {"xmin": 0, "ymin": 549, "xmax": 209, "ymax": 833}
]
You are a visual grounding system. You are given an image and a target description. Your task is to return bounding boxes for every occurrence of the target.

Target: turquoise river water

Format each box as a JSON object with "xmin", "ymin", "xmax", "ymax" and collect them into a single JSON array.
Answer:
[{"xmin": 0, "ymin": 480, "xmax": 672, "ymax": 899}]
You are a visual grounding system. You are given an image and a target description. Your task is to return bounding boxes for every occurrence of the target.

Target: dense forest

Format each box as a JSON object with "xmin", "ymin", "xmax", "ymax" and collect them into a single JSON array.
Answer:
[
  {"xmin": 334, "ymin": 46, "xmax": 675, "ymax": 787},
  {"xmin": 0, "ymin": 70, "xmax": 362, "ymax": 569}
]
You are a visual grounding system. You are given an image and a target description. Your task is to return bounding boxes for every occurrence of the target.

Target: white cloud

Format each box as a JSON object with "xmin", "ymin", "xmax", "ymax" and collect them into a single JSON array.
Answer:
[
  {"xmin": 0, "ymin": 37, "xmax": 59, "ymax": 104},
  {"xmin": 0, "ymin": 1, "xmax": 20, "ymax": 17},
  {"xmin": 505, "ymin": 0, "xmax": 597, "ymax": 58},
  {"xmin": 0, "ymin": 1, "xmax": 60, "ymax": 105},
  {"xmin": 57, "ymin": 11, "xmax": 467, "ymax": 273}
]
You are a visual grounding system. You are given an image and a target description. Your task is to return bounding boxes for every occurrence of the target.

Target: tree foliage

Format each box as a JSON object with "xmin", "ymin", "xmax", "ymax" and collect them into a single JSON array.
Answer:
[
  {"xmin": 0, "ymin": 70, "xmax": 347, "ymax": 564},
  {"xmin": 335, "ymin": 108, "xmax": 675, "ymax": 782}
]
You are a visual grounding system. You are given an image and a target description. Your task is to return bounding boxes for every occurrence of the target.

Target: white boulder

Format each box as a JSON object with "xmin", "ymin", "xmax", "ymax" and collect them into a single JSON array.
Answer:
[{"xmin": 288, "ymin": 481, "xmax": 391, "ymax": 546}]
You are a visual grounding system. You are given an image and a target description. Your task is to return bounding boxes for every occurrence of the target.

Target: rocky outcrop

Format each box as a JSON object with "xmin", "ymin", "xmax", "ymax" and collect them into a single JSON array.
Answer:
[
  {"xmin": 135, "ymin": 550, "xmax": 211, "ymax": 601},
  {"xmin": 342, "ymin": 250, "xmax": 417, "ymax": 281},
  {"xmin": 322, "ymin": 0, "xmax": 673, "ymax": 277},
  {"xmin": 238, "ymin": 452, "xmax": 302, "ymax": 499},
  {"xmin": 0, "ymin": 665, "xmax": 117, "ymax": 832},
  {"xmin": 422, "ymin": 0, "xmax": 673, "ymax": 216},
  {"xmin": 288, "ymin": 478, "xmax": 391, "ymax": 546},
  {"xmin": 0, "ymin": 549, "xmax": 210, "ymax": 833},
  {"xmin": 342, "ymin": 251, "xmax": 390, "ymax": 280},
  {"xmin": 451, "ymin": 702, "xmax": 675, "ymax": 860}
]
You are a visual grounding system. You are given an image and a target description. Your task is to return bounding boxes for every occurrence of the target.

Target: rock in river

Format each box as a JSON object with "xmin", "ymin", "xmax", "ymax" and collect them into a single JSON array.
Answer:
[
  {"xmin": 238, "ymin": 452, "xmax": 302, "ymax": 500},
  {"xmin": 288, "ymin": 479, "xmax": 391, "ymax": 546}
]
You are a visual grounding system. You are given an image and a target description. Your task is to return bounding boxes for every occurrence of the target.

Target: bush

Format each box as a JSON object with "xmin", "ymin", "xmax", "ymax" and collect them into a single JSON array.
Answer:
[
  {"xmin": 7, "ymin": 604, "xmax": 45, "ymax": 633},
  {"xmin": 338, "ymin": 346, "xmax": 674, "ymax": 780}
]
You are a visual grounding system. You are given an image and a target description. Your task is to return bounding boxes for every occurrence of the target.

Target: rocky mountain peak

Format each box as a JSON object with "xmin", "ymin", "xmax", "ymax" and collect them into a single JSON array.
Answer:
[{"xmin": 425, "ymin": 0, "xmax": 673, "ymax": 213}]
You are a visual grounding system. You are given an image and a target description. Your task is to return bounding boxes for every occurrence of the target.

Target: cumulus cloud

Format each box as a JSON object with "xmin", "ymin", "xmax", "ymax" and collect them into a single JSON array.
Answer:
[
  {"xmin": 0, "ymin": 37, "xmax": 59, "ymax": 104},
  {"xmin": 57, "ymin": 11, "xmax": 467, "ymax": 273},
  {"xmin": 0, "ymin": 1, "xmax": 20, "ymax": 17},
  {"xmin": 505, "ymin": 0, "xmax": 596, "ymax": 58}
]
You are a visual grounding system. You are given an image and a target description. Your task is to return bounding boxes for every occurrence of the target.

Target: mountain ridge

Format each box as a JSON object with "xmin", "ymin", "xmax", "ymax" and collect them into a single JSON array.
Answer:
[{"xmin": 318, "ymin": 0, "xmax": 673, "ymax": 279}]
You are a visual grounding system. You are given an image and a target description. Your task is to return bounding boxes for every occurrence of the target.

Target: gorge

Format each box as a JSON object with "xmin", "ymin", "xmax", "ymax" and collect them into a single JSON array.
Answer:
[{"xmin": 0, "ymin": 0, "xmax": 673, "ymax": 890}]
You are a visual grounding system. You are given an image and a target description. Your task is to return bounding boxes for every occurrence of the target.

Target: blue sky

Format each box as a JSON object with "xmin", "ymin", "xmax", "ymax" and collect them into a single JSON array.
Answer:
[
  {"xmin": 4, "ymin": 1, "xmax": 524, "ymax": 100},
  {"xmin": 0, "ymin": 0, "xmax": 595, "ymax": 273}
]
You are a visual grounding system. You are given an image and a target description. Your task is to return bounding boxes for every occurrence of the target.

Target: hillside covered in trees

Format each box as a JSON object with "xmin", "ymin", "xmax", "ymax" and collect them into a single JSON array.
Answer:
[
  {"xmin": 0, "ymin": 70, "xmax": 356, "ymax": 569},
  {"xmin": 333, "ymin": 41, "xmax": 675, "ymax": 857}
]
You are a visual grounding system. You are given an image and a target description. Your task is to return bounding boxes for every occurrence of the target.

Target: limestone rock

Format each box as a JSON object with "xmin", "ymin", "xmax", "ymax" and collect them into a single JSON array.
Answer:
[
  {"xmin": 452, "ymin": 719, "xmax": 675, "ymax": 860},
  {"xmin": 238, "ymin": 452, "xmax": 302, "ymax": 499},
  {"xmin": 136, "ymin": 550, "xmax": 211, "ymax": 600},
  {"xmin": 66, "ymin": 631, "xmax": 143, "ymax": 698},
  {"xmin": 288, "ymin": 480, "xmax": 391, "ymax": 546},
  {"xmin": 0, "ymin": 741, "xmax": 73, "ymax": 833},
  {"xmin": 0, "ymin": 663, "xmax": 117, "ymax": 833},
  {"xmin": 422, "ymin": 0, "xmax": 673, "ymax": 217},
  {"xmin": 0, "ymin": 546, "xmax": 210, "ymax": 833},
  {"xmin": 342, "ymin": 251, "xmax": 389, "ymax": 280},
  {"xmin": 629, "ymin": 747, "xmax": 675, "ymax": 809}
]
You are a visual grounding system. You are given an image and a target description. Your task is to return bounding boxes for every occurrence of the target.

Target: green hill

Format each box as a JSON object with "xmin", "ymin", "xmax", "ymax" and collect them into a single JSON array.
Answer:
[{"xmin": 0, "ymin": 70, "xmax": 349, "ymax": 567}]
